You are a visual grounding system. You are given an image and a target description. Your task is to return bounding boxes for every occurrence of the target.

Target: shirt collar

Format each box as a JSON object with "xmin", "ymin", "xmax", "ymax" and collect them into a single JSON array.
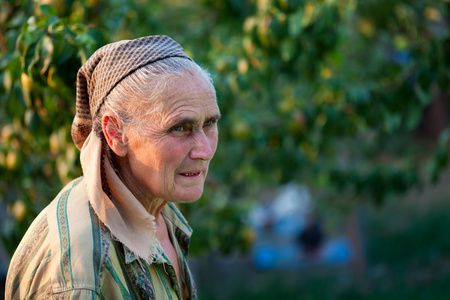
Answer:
[{"xmin": 80, "ymin": 131, "xmax": 158, "ymax": 263}]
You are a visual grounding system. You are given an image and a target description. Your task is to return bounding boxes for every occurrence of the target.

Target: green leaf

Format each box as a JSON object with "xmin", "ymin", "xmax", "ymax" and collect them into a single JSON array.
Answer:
[
  {"xmin": 414, "ymin": 82, "xmax": 430, "ymax": 105},
  {"xmin": 405, "ymin": 107, "xmax": 422, "ymax": 131},
  {"xmin": 40, "ymin": 5, "xmax": 58, "ymax": 18},
  {"xmin": 288, "ymin": 10, "xmax": 304, "ymax": 37},
  {"xmin": 39, "ymin": 35, "xmax": 54, "ymax": 74}
]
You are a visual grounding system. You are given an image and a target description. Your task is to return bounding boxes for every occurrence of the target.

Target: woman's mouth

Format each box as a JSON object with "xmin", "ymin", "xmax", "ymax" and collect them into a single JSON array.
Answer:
[{"xmin": 180, "ymin": 172, "xmax": 201, "ymax": 177}]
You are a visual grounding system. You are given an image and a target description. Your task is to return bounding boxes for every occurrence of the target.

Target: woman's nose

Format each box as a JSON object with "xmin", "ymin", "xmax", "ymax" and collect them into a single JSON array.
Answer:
[{"xmin": 189, "ymin": 130, "xmax": 217, "ymax": 160}]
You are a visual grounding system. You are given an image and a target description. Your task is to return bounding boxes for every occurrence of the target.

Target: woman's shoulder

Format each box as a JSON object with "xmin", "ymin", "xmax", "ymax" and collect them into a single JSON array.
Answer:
[{"xmin": 6, "ymin": 176, "xmax": 114, "ymax": 299}]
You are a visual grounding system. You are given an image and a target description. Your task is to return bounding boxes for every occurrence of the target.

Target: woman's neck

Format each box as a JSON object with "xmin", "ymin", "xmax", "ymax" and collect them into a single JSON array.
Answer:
[{"xmin": 111, "ymin": 152, "xmax": 167, "ymax": 217}]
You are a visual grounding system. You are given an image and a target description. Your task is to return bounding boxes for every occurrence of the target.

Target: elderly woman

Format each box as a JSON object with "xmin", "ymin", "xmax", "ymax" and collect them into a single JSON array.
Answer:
[{"xmin": 6, "ymin": 35, "xmax": 220, "ymax": 299}]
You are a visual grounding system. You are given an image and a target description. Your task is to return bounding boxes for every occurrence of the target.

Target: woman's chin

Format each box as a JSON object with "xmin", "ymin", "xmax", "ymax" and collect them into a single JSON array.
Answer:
[{"xmin": 172, "ymin": 187, "xmax": 204, "ymax": 203}]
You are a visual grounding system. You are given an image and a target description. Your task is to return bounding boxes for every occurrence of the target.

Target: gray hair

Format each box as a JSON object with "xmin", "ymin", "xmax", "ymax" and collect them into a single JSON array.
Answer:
[{"xmin": 93, "ymin": 57, "xmax": 215, "ymax": 140}]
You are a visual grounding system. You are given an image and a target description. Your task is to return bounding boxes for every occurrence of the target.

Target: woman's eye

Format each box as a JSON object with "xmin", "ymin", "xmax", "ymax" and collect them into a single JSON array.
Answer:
[
  {"xmin": 172, "ymin": 125, "xmax": 184, "ymax": 132},
  {"xmin": 204, "ymin": 120, "xmax": 215, "ymax": 127}
]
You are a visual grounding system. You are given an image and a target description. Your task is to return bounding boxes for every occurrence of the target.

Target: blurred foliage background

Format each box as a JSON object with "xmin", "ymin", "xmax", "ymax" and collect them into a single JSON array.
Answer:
[{"xmin": 1, "ymin": 0, "xmax": 450, "ymax": 287}]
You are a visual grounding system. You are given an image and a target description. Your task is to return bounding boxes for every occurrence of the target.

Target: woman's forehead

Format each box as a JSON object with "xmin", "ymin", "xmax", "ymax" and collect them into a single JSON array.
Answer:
[
  {"xmin": 159, "ymin": 75, "xmax": 217, "ymax": 113},
  {"xmin": 159, "ymin": 96, "xmax": 219, "ymax": 124}
]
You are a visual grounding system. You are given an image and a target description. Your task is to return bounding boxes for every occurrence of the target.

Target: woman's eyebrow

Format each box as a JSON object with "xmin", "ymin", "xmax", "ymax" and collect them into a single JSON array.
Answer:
[
  {"xmin": 208, "ymin": 114, "xmax": 222, "ymax": 122},
  {"xmin": 172, "ymin": 114, "xmax": 222, "ymax": 126},
  {"xmin": 172, "ymin": 117, "xmax": 197, "ymax": 126}
]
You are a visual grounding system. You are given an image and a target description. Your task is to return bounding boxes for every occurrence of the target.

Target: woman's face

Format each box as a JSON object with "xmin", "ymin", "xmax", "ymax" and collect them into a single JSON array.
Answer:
[{"xmin": 123, "ymin": 74, "xmax": 220, "ymax": 203}]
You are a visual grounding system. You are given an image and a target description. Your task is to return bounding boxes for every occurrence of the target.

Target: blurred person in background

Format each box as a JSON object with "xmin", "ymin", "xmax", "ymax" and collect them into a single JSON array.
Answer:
[
  {"xmin": 6, "ymin": 35, "xmax": 220, "ymax": 299},
  {"xmin": 298, "ymin": 215, "xmax": 324, "ymax": 259}
]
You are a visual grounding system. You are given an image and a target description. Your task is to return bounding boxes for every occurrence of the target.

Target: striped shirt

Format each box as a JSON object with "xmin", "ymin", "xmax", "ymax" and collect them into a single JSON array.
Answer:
[{"xmin": 5, "ymin": 177, "xmax": 197, "ymax": 299}]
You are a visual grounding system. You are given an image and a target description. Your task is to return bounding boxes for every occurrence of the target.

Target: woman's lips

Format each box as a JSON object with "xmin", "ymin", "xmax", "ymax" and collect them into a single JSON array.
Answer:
[{"xmin": 179, "ymin": 171, "xmax": 202, "ymax": 177}]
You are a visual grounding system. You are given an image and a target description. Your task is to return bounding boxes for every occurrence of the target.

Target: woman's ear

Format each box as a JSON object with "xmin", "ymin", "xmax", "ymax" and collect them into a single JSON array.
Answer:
[{"xmin": 102, "ymin": 114, "xmax": 128, "ymax": 157}]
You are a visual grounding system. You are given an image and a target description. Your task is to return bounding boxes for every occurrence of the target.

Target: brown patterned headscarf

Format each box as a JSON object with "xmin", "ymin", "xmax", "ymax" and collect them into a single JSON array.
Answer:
[{"xmin": 71, "ymin": 35, "xmax": 192, "ymax": 150}]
